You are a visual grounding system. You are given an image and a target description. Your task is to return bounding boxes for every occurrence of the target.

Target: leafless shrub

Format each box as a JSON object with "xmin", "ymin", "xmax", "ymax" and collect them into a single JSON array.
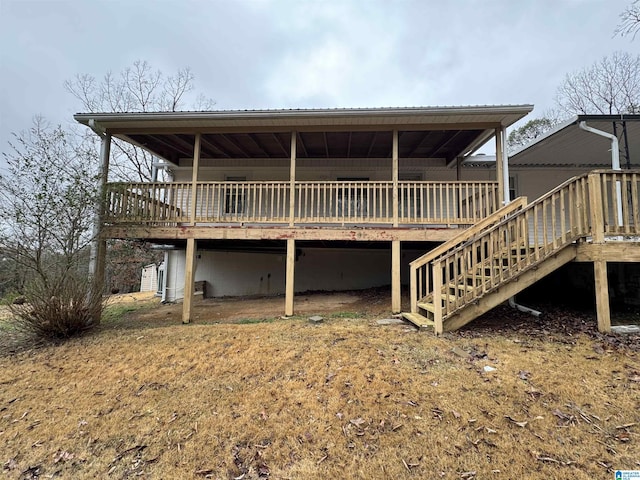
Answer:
[{"xmin": 10, "ymin": 274, "xmax": 103, "ymax": 339}]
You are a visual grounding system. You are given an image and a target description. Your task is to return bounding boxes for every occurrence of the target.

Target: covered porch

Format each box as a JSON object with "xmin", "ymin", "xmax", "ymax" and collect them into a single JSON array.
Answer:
[{"xmin": 75, "ymin": 106, "xmax": 533, "ymax": 323}]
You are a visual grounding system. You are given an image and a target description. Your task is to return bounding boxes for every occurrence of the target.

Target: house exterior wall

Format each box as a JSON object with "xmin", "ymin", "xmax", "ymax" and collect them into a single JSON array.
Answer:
[
  {"xmin": 171, "ymin": 160, "xmax": 496, "ymax": 183},
  {"xmin": 163, "ymin": 246, "xmax": 426, "ymax": 300},
  {"xmin": 509, "ymin": 167, "xmax": 586, "ymax": 201}
]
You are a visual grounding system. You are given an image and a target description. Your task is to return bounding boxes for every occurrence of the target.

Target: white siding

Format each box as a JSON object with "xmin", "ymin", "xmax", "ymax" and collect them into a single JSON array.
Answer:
[
  {"xmin": 163, "ymin": 247, "xmax": 427, "ymax": 301},
  {"xmin": 140, "ymin": 264, "xmax": 158, "ymax": 292}
]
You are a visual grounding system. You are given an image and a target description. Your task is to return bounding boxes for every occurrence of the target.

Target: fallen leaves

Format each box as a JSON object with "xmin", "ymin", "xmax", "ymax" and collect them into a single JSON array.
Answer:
[
  {"xmin": 518, "ymin": 370, "xmax": 532, "ymax": 381},
  {"xmin": 504, "ymin": 415, "xmax": 528, "ymax": 428},
  {"xmin": 349, "ymin": 417, "xmax": 365, "ymax": 427}
]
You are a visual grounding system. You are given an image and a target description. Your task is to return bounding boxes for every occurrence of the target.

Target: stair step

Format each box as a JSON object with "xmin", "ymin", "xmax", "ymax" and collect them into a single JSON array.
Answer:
[
  {"xmin": 417, "ymin": 301, "xmax": 435, "ymax": 313},
  {"xmin": 401, "ymin": 312, "xmax": 434, "ymax": 329},
  {"xmin": 449, "ymin": 283, "xmax": 475, "ymax": 292}
]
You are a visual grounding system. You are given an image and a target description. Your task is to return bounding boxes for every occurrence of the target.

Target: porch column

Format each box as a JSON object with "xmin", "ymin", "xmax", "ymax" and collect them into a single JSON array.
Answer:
[
  {"xmin": 289, "ymin": 132, "xmax": 297, "ymax": 227},
  {"xmin": 495, "ymin": 127, "xmax": 505, "ymax": 205},
  {"xmin": 391, "ymin": 240, "xmax": 401, "ymax": 313},
  {"xmin": 392, "ymin": 130, "xmax": 399, "ymax": 227},
  {"xmin": 594, "ymin": 260, "xmax": 611, "ymax": 333},
  {"xmin": 285, "ymin": 238, "xmax": 295, "ymax": 316},
  {"xmin": 182, "ymin": 238, "xmax": 197, "ymax": 324},
  {"xmin": 88, "ymin": 132, "xmax": 111, "ymax": 318},
  {"xmin": 189, "ymin": 133, "xmax": 201, "ymax": 225}
]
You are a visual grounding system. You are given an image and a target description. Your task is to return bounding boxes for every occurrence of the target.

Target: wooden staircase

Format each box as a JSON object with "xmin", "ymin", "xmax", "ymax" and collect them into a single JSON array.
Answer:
[{"xmin": 404, "ymin": 170, "xmax": 640, "ymax": 334}]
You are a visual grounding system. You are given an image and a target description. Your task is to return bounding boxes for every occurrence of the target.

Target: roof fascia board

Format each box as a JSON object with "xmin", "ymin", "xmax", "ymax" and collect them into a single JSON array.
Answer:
[
  {"xmin": 73, "ymin": 105, "xmax": 533, "ymax": 122},
  {"xmin": 101, "ymin": 123, "xmax": 506, "ymax": 135},
  {"xmin": 74, "ymin": 105, "xmax": 533, "ymax": 132}
]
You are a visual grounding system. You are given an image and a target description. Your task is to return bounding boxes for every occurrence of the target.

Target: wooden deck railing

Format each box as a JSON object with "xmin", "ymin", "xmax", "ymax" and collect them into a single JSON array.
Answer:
[
  {"xmin": 408, "ymin": 169, "xmax": 640, "ymax": 333},
  {"xmin": 103, "ymin": 180, "xmax": 500, "ymax": 226},
  {"xmin": 409, "ymin": 197, "xmax": 528, "ymax": 314}
]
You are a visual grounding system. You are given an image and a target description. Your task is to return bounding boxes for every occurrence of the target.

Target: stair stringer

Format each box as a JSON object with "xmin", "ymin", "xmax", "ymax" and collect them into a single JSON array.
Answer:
[{"xmin": 442, "ymin": 245, "xmax": 577, "ymax": 332}]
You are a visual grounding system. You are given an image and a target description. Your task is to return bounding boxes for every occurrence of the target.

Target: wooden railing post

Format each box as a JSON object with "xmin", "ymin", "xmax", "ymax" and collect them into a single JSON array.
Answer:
[
  {"xmin": 433, "ymin": 261, "xmax": 443, "ymax": 335},
  {"xmin": 410, "ymin": 264, "xmax": 418, "ymax": 313},
  {"xmin": 588, "ymin": 173, "xmax": 605, "ymax": 243}
]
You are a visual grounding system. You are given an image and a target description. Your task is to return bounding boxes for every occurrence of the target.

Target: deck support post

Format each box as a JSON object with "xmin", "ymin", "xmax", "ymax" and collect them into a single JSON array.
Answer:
[
  {"xmin": 190, "ymin": 133, "xmax": 201, "ymax": 225},
  {"xmin": 594, "ymin": 260, "xmax": 611, "ymax": 333},
  {"xmin": 182, "ymin": 238, "xmax": 197, "ymax": 324},
  {"xmin": 285, "ymin": 238, "xmax": 295, "ymax": 316},
  {"xmin": 289, "ymin": 132, "xmax": 297, "ymax": 227},
  {"xmin": 88, "ymin": 132, "xmax": 111, "ymax": 321},
  {"xmin": 495, "ymin": 127, "xmax": 505, "ymax": 205},
  {"xmin": 391, "ymin": 240, "xmax": 401, "ymax": 313},
  {"xmin": 392, "ymin": 130, "xmax": 399, "ymax": 227}
]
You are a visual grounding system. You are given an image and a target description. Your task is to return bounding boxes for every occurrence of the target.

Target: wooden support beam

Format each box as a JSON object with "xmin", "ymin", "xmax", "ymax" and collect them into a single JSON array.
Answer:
[
  {"xmin": 182, "ymin": 238, "xmax": 197, "ymax": 324},
  {"xmin": 285, "ymin": 238, "xmax": 295, "ymax": 316},
  {"xmin": 575, "ymin": 242, "xmax": 640, "ymax": 262},
  {"xmin": 495, "ymin": 127, "xmax": 504, "ymax": 206},
  {"xmin": 289, "ymin": 132, "xmax": 297, "ymax": 227},
  {"xmin": 189, "ymin": 133, "xmax": 201, "ymax": 225},
  {"xmin": 392, "ymin": 130, "xmax": 399, "ymax": 228},
  {"xmin": 593, "ymin": 260, "xmax": 611, "ymax": 333},
  {"xmin": 391, "ymin": 240, "xmax": 401, "ymax": 313},
  {"xmin": 103, "ymin": 225, "xmax": 463, "ymax": 242}
]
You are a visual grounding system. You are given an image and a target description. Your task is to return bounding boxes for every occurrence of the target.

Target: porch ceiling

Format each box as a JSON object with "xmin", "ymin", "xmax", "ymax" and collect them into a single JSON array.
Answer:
[
  {"xmin": 123, "ymin": 129, "xmax": 485, "ymax": 164},
  {"xmin": 74, "ymin": 105, "xmax": 533, "ymax": 166}
]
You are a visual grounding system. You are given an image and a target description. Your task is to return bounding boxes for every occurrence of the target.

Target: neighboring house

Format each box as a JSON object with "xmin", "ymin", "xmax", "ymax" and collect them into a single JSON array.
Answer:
[{"xmin": 75, "ymin": 107, "xmax": 640, "ymax": 334}]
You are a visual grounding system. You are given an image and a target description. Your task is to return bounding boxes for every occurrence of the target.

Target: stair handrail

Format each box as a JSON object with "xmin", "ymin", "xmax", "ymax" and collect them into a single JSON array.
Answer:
[
  {"xmin": 408, "ymin": 197, "xmax": 528, "ymax": 314},
  {"xmin": 434, "ymin": 171, "xmax": 593, "ymax": 264},
  {"xmin": 409, "ymin": 197, "xmax": 528, "ymax": 271},
  {"xmin": 410, "ymin": 169, "xmax": 640, "ymax": 334},
  {"xmin": 429, "ymin": 171, "xmax": 594, "ymax": 332}
]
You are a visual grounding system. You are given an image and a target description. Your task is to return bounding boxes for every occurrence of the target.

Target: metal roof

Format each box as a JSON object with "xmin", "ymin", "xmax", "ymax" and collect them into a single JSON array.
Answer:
[
  {"xmin": 74, "ymin": 105, "xmax": 533, "ymax": 166},
  {"xmin": 509, "ymin": 114, "xmax": 640, "ymax": 168}
]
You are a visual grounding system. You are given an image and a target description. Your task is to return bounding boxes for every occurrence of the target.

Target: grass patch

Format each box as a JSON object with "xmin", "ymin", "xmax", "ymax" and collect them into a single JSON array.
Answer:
[
  {"xmin": 101, "ymin": 297, "xmax": 159, "ymax": 326},
  {"xmin": 0, "ymin": 300, "xmax": 638, "ymax": 479},
  {"xmin": 329, "ymin": 311, "xmax": 362, "ymax": 319},
  {"xmin": 235, "ymin": 317, "xmax": 280, "ymax": 325}
]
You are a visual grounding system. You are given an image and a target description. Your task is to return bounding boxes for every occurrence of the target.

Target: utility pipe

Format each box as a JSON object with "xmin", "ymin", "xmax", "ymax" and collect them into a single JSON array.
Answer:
[
  {"xmin": 579, "ymin": 121, "xmax": 623, "ymax": 227},
  {"xmin": 501, "ymin": 127, "xmax": 540, "ymax": 317},
  {"xmin": 508, "ymin": 297, "xmax": 542, "ymax": 317}
]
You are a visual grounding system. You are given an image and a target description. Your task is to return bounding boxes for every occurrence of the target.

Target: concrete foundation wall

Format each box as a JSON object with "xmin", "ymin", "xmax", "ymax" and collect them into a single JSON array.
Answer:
[{"xmin": 164, "ymin": 246, "xmax": 426, "ymax": 301}]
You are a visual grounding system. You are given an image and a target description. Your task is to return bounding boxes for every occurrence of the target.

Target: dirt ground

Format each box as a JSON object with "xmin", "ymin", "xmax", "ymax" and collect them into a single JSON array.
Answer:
[{"xmin": 111, "ymin": 288, "xmax": 394, "ymax": 328}]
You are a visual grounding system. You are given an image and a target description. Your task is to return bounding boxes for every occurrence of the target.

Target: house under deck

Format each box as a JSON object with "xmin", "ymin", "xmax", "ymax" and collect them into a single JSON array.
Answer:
[{"xmin": 75, "ymin": 107, "xmax": 640, "ymax": 333}]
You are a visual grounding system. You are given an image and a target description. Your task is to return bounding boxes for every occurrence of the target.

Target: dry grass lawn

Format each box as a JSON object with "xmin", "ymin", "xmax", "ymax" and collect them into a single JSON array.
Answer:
[{"xmin": 1, "ymin": 291, "xmax": 639, "ymax": 479}]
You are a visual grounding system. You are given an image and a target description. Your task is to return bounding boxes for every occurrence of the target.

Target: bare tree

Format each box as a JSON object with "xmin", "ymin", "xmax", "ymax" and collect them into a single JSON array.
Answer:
[
  {"xmin": 0, "ymin": 118, "xmax": 104, "ymax": 338},
  {"xmin": 65, "ymin": 60, "xmax": 215, "ymax": 181},
  {"xmin": 555, "ymin": 52, "xmax": 640, "ymax": 116},
  {"xmin": 0, "ymin": 118, "xmax": 99, "ymax": 288},
  {"xmin": 615, "ymin": 0, "xmax": 640, "ymax": 39}
]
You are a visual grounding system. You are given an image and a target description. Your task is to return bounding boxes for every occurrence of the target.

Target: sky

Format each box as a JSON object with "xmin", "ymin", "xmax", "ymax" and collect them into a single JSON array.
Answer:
[{"xmin": 0, "ymin": 0, "xmax": 637, "ymax": 167}]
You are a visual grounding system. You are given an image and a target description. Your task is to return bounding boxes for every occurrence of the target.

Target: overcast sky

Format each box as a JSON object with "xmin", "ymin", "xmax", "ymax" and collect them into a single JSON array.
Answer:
[{"xmin": 0, "ymin": 0, "xmax": 637, "ymax": 166}]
